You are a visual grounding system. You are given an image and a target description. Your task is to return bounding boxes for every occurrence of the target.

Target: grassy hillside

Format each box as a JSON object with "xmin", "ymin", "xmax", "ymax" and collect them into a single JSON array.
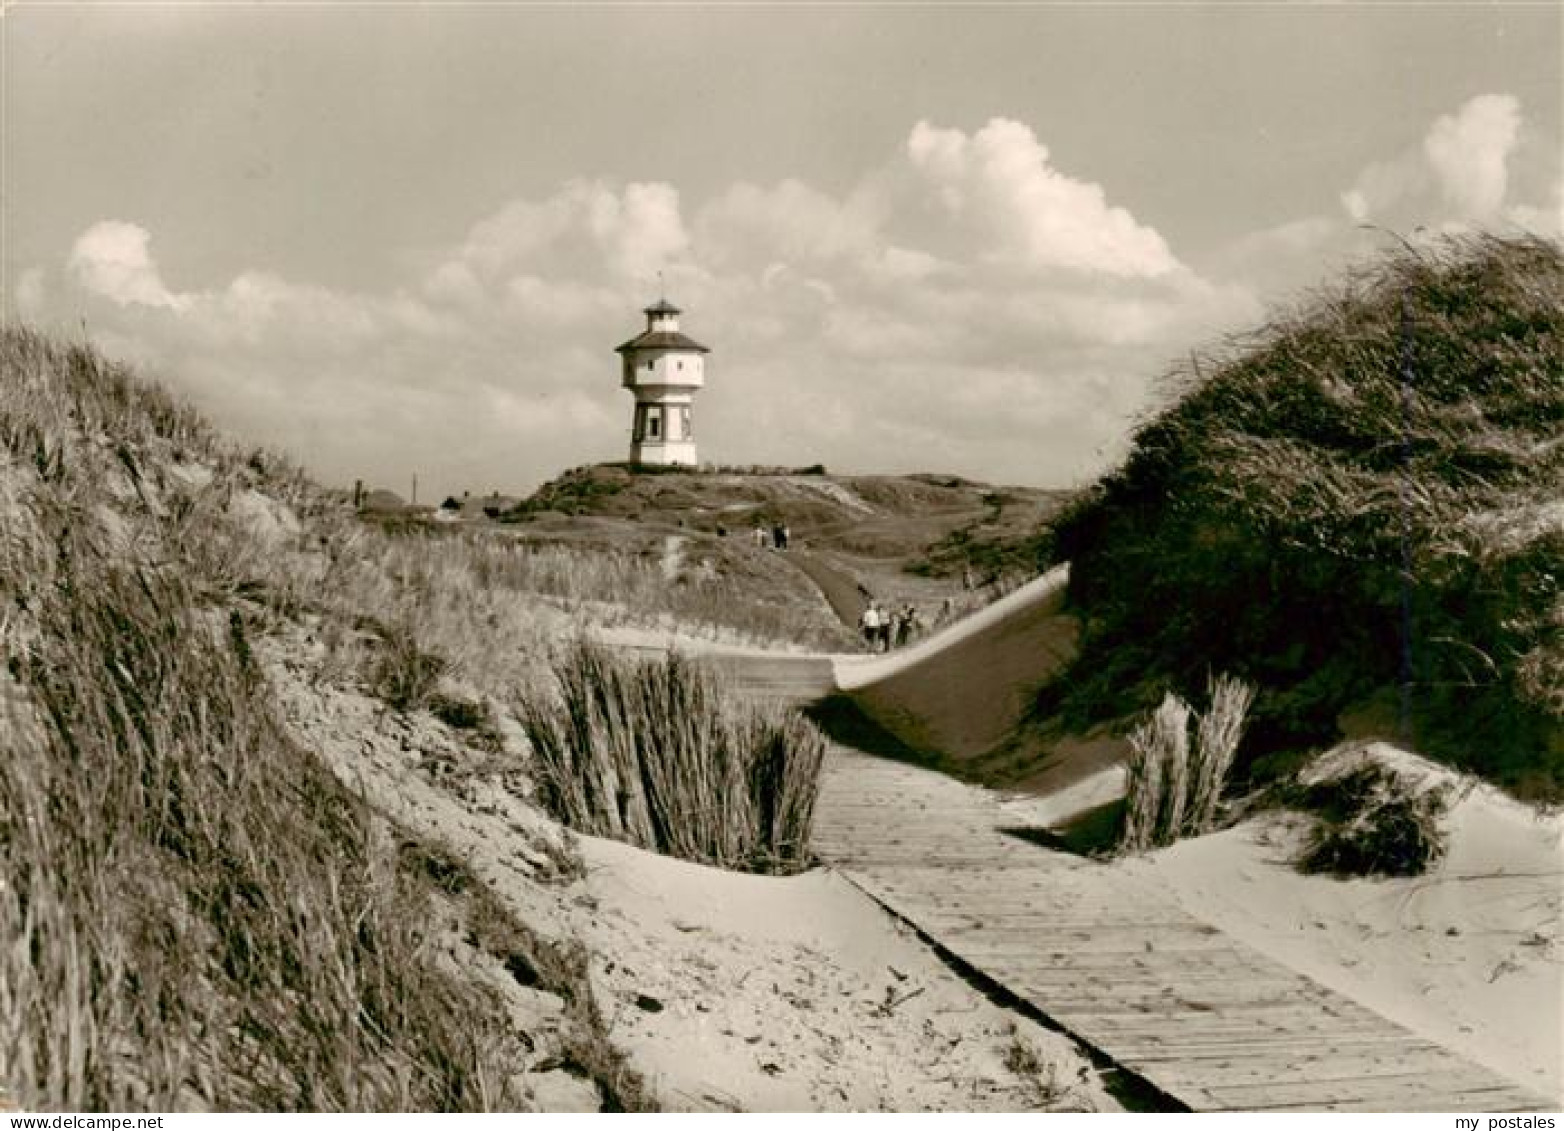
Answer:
[
  {"xmin": 0, "ymin": 329, "xmax": 647, "ymax": 1109},
  {"xmin": 497, "ymin": 463, "xmax": 1069, "ymax": 636},
  {"xmin": 1045, "ymin": 235, "xmax": 1562, "ymax": 798},
  {"xmin": 510, "ymin": 463, "xmax": 1064, "ymax": 563}
]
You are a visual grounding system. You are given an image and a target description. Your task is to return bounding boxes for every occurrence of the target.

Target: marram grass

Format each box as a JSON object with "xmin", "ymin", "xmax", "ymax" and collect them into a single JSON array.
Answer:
[
  {"xmin": 1119, "ymin": 675, "xmax": 1254, "ymax": 853},
  {"xmin": 519, "ymin": 640, "xmax": 827, "ymax": 874}
]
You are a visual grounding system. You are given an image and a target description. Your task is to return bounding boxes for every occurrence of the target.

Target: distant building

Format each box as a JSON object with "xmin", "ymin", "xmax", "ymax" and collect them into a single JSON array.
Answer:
[
  {"xmin": 436, "ymin": 491, "xmax": 522, "ymax": 521},
  {"xmin": 615, "ymin": 297, "xmax": 708, "ymax": 466},
  {"xmin": 358, "ymin": 488, "xmax": 407, "ymax": 513},
  {"xmin": 464, "ymin": 492, "xmax": 520, "ymax": 520}
]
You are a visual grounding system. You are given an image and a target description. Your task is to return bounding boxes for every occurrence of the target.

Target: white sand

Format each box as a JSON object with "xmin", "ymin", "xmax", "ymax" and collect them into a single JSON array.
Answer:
[
  {"xmin": 570, "ymin": 834, "xmax": 1115, "ymax": 1112},
  {"xmin": 1117, "ymin": 743, "xmax": 1563, "ymax": 1103}
]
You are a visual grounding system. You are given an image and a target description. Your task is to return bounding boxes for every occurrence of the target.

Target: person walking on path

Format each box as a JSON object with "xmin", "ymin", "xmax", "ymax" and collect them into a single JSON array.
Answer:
[{"xmin": 859, "ymin": 602, "xmax": 882, "ymax": 651}]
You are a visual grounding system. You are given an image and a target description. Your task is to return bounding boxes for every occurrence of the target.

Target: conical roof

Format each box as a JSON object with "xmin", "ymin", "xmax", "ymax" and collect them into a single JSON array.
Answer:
[{"xmin": 615, "ymin": 329, "xmax": 709, "ymax": 354}]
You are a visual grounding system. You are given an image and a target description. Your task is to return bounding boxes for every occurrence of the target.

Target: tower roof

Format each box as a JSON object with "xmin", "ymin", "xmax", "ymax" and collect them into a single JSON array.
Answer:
[
  {"xmin": 644, "ymin": 298, "xmax": 682, "ymax": 316},
  {"xmin": 615, "ymin": 329, "xmax": 710, "ymax": 354}
]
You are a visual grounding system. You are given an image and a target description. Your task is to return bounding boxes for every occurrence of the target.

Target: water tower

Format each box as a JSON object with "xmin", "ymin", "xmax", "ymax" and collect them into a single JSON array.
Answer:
[{"xmin": 614, "ymin": 298, "xmax": 709, "ymax": 466}]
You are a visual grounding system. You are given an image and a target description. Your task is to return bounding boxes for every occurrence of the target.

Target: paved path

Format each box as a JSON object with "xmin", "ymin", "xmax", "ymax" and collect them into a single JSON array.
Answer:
[{"xmin": 713, "ymin": 652, "xmax": 1551, "ymax": 1113}]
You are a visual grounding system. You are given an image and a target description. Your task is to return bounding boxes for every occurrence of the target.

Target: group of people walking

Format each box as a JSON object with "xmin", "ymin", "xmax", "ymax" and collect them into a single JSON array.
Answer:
[
  {"xmin": 859, "ymin": 600, "xmax": 920, "ymax": 653},
  {"xmin": 752, "ymin": 522, "xmax": 790, "ymax": 551}
]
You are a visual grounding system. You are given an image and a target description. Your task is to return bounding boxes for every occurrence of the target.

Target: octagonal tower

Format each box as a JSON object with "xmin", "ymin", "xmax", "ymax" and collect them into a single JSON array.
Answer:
[{"xmin": 614, "ymin": 298, "xmax": 710, "ymax": 466}]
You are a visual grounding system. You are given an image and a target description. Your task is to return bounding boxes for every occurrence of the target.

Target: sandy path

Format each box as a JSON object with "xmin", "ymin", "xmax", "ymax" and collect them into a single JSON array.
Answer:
[
  {"xmin": 828, "ymin": 567, "xmax": 1102, "ymax": 792},
  {"xmin": 784, "ymin": 549, "xmax": 869, "ymax": 630}
]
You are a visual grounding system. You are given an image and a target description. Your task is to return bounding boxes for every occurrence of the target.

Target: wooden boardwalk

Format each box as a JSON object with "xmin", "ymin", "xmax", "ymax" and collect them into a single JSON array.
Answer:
[{"xmin": 717, "ymin": 653, "xmax": 1550, "ymax": 1113}]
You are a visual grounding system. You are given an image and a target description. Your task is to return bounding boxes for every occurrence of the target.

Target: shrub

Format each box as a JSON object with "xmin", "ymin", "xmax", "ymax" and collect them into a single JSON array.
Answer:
[
  {"xmin": 518, "ymin": 640, "xmax": 827, "ymax": 873},
  {"xmin": 1293, "ymin": 761, "xmax": 1450, "ymax": 877},
  {"xmin": 428, "ymin": 691, "xmax": 504, "ymax": 751}
]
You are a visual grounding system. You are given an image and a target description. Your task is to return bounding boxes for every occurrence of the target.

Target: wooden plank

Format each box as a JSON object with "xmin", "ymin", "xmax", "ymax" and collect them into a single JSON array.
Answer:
[
  {"xmin": 1003, "ymin": 957, "xmax": 1285, "ymax": 983},
  {"xmin": 814, "ymin": 833, "xmax": 1020, "ymax": 847},
  {"xmin": 1057, "ymin": 1007, "xmax": 1395, "ymax": 1037},
  {"xmin": 1139, "ymin": 1047, "xmax": 1505, "ymax": 1091},
  {"xmin": 1111, "ymin": 1033, "xmax": 1442, "ymax": 1059},
  {"xmin": 1179, "ymin": 1070, "xmax": 1548, "ymax": 1112},
  {"xmin": 1006, "ymin": 982, "xmax": 1322, "ymax": 1013},
  {"xmin": 860, "ymin": 864, "xmax": 1131, "ymax": 887},
  {"xmin": 877, "ymin": 887, "xmax": 1173, "ymax": 909},
  {"xmin": 937, "ymin": 930, "xmax": 1240, "ymax": 957}
]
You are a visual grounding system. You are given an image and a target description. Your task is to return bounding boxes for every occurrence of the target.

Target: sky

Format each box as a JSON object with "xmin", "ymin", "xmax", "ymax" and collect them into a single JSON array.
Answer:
[{"xmin": 3, "ymin": 3, "xmax": 1560, "ymax": 499}]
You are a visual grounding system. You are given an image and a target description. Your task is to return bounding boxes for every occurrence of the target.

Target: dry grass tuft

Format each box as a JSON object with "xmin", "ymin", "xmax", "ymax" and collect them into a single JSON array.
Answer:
[
  {"xmin": 1119, "ymin": 675, "xmax": 1254, "ymax": 852},
  {"xmin": 1190, "ymin": 674, "xmax": 1257, "ymax": 832},
  {"xmin": 1120, "ymin": 693, "xmax": 1189, "ymax": 852},
  {"xmin": 519, "ymin": 639, "xmax": 827, "ymax": 873}
]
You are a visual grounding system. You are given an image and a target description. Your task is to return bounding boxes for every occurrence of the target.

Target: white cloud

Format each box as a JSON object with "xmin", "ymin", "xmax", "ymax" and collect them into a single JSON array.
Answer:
[
  {"xmin": 454, "ymin": 178, "xmax": 690, "ymax": 288},
  {"xmin": 906, "ymin": 118, "xmax": 1180, "ymax": 278},
  {"xmin": 599, "ymin": 181, "xmax": 690, "ymax": 281},
  {"xmin": 695, "ymin": 178, "xmax": 882, "ymax": 270},
  {"xmin": 1339, "ymin": 93, "xmax": 1543, "ymax": 229},
  {"xmin": 1217, "ymin": 93, "xmax": 1557, "ymax": 310},
  {"xmin": 1507, "ymin": 172, "xmax": 1564, "ymax": 237},
  {"xmin": 69, "ymin": 221, "xmax": 190, "ymax": 311},
  {"xmin": 1423, "ymin": 94, "xmax": 1520, "ymax": 221}
]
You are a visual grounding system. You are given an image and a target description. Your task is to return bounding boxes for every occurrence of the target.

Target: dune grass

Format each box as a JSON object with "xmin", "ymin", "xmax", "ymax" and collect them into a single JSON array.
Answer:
[
  {"xmin": 1119, "ymin": 676, "xmax": 1255, "ymax": 853},
  {"xmin": 0, "ymin": 327, "xmax": 667, "ymax": 1110},
  {"xmin": 519, "ymin": 640, "xmax": 827, "ymax": 873},
  {"xmin": 2, "ymin": 556, "xmax": 527, "ymax": 1110},
  {"xmin": 1120, "ymin": 694, "xmax": 1188, "ymax": 853},
  {"xmin": 1, "ymin": 332, "xmax": 547, "ymax": 1109},
  {"xmin": 1050, "ymin": 234, "xmax": 1563, "ymax": 799}
]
